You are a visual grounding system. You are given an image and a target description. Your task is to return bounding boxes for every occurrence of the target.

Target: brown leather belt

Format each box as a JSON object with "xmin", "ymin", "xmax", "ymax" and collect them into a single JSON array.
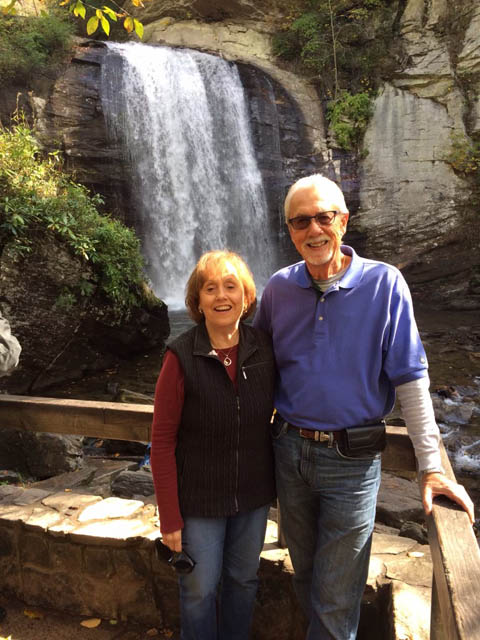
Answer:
[{"xmin": 287, "ymin": 423, "xmax": 342, "ymax": 444}]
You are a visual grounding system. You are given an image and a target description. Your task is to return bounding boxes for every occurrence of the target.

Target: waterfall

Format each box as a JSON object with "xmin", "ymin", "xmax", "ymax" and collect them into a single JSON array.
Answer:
[{"xmin": 100, "ymin": 42, "xmax": 275, "ymax": 308}]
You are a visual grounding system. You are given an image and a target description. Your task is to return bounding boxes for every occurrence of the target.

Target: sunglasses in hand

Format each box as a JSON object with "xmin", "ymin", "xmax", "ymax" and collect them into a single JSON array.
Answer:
[{"xmin": 155, "ymin": 538, "xmax": 196, "ymax": 575}]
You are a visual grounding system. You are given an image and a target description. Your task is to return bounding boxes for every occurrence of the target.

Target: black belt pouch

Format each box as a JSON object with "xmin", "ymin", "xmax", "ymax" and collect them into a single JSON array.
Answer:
[{"xmin": 340, "ymin": 422, "xmax": 386, "ymax": 457}]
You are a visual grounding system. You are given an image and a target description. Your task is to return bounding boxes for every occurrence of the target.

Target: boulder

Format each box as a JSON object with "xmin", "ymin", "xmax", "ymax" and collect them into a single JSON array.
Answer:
[
  {"xmin": 0, "ymin": 430, "xmax": 83, "ymax": 479},
  {"xmin": 1, "ymin": 239, "xmax": 169, "ymax": 395}
]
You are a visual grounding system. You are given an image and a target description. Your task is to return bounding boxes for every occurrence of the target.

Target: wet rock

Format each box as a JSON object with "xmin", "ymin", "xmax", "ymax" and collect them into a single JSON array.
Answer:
[
  {"xmin": 432, "ymin": 394, "xmax": 476, "ymax": 425},
  {"xmin": 112, "ymin": 469, "xmax": 155, "ymax": 499},
  {"xmin": 376, "ymin": 473, "xmax": 425, "ymax": 529},
  {"xmin": 399, "ymin": 521, "xmax": 428, "ymax": 545},
  {"xmin": 0, "ymin": 470, "xmax": 22, "ymax": 484},
  {"xmin": 0, "ymin": 430, "xmax": 83, "ymax": 480}
]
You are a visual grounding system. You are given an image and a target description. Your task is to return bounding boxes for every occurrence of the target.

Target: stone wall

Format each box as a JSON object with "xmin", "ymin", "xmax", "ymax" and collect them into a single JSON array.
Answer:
[{"xmin": 0, "ymin": 463, "xmax": 434, "ymax": 639}]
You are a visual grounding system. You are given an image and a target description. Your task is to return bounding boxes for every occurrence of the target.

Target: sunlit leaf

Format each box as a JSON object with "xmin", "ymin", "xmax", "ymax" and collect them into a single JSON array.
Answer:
[
  {"xmin": 131, "ymin": 0, "xmax": 144, "ymax": 6},
  {"xmin": 102, "ymin": 6, "xmax": 117, "ymax": 21},
  {"xmin": 86, "ymin": 16, "xmax": 99, "ymax": 35},
  {"xmin": 101, "ymin": 15, "xmax": 110, "ymax": 36},
  {"xmin": 73, "ymin": 0, "xmax": 86, "ymax": 19},
  {"xmin": 24, "ymin": 609, "xmax": 44, "ymax": 619},
  {"xmin": 96, "ymin": 8, "xmax": 103, "ymax": 18},
  {"xmin": 134, "ymin": 19, "xmax": 143, "ymax": 39},
  {"xmin": 123, "ymin": 16, "xmax": 134, "ymax": 32},
  {"xmin": 1, "ymin": 0, "xmax": 17, "ymax": 14},
  {"xmin": 80, "ymin": 618, "xmax": 102, "ymax": 628},
  {"xmin": 59, "ymin": 0, "xmax": 71, "ymax": 5}
]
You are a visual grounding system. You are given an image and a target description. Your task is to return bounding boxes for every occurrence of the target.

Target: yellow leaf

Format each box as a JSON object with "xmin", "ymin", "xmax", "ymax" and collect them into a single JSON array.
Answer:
[
  {"xmin": 80, "ymin": 618, "xmax": 102, "ymax": 628},
  {"xmin": 101, "ymin": 15, "xmax": 110, "ymax": 35},
  {"xmin": 59, "ymin": 0, "xmax": 70, "ymax": 5},
  {"xmin": 131, "ymin": 0, "xmax": 144, "ymax": 6},
  {"xmin": 96, "ymin": 8, "xmax": 103, "ymax": 18},
  {"xmin": 134, "ymin": 18, "xmax": 143, "ymax": 39},
  {"xmin": 102, "ymin": 6, "xmax": 117, "ymax": 21},
  {"xmin": 24, "ymin": 609, "xmax": 44, "ymax": 619},
  {"xmin": 2, "ymin": 0, "xmax": 16, "ymax": 14},
  {"xmin": 87, "ymin": 15, "xmax": 99, "ymax": 34},
  {"xmin": 73, "ymin": 0, "xmax": 85, "ymax": 18},
  {"xmin": 123, "ymin": 16, "xmax": 134, "ymax": 32}
]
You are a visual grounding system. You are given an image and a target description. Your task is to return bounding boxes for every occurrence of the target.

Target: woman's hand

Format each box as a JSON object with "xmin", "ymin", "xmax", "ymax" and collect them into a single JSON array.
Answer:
[{"xmin": 163, "ymin": 529, "xmax": 182, "ymax": 552}]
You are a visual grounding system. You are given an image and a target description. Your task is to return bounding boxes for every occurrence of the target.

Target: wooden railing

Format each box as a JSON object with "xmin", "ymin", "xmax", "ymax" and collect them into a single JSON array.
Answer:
[{"xmin": 0, "ymin": 394, "xmax": 479, "ymax": 639}]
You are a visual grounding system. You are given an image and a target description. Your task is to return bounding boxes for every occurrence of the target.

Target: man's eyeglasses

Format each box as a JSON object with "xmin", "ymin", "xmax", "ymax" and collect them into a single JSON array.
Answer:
[
  {"xmin": 155, "ymin": 539, "xmax": 196, "ymax": 575},
  {"xmin": 288, "ymin": 211, "xmax": 338, "ymax": 231}
]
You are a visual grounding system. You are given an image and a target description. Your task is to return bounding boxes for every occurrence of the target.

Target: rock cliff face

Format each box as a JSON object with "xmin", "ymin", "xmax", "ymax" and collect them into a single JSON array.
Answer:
[
  {"xmin": 0, "ymin": 237, "xmax": 169, "ymax": 395},
  {"xmin": 355, "ymin": 0, "xmax": 480, "ymax": 307}
]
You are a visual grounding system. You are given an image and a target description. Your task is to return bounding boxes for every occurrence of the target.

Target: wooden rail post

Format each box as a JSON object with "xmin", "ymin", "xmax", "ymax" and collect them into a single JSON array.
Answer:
[{"xmin": 425, "ymin": 440, "xmax": 480, "ymax": 640}]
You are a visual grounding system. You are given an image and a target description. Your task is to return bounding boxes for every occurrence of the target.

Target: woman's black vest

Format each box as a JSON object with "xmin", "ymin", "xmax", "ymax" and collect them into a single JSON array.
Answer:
[{"xmin": 169, "ymin": 321, "xmax": 276, "ymax": 518}]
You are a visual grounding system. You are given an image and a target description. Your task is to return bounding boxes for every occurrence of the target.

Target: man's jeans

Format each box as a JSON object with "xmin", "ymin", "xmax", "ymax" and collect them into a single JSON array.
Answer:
[
  {"xmin": 178, "ymin": 504, "xmax": 269, "ymax": 640},
  {"xmin": 273, "ymin": 422, "xmax": 381, "ymax": 640}
]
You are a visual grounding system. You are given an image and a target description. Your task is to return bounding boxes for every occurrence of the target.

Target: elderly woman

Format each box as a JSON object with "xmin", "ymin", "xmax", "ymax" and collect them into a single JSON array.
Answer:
[{"xmin": 150, "ymin": 250, "xmax": 275, "ymax": 640}]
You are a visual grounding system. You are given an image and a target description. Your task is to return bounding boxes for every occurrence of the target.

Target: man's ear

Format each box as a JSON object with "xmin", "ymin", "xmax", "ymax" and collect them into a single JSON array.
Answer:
[{"xmin": 340, "ymin": 212, "xmax": 349, "ymax": 234}]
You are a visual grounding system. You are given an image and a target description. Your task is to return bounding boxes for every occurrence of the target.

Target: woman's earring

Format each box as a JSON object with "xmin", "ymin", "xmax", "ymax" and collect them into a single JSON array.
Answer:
[{"xmin": 199, "ymin": 308, "xmax": 203, "ymax": 314}]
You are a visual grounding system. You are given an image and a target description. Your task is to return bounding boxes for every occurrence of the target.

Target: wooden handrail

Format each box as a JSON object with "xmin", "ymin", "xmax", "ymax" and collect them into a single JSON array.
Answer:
[
  {"xmin": 0, "ymin": 394, "xmax": 153, "ymax": 442},
  {"xmin": 426, "ymin": 440, "xmax": 480, "ymax": 640},
  {"xmin": 1, "ymin": 394, "xmax": 479, "ymax": 639}
]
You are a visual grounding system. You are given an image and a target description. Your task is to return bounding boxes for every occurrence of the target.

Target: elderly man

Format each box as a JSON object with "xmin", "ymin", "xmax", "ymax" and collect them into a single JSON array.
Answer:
[
  {"xmin": 0, "ymin": 310, "xmax": 21, "ymax": 377},
  {"xmin": 253, "ymin": 174, "xmax": 474, "ymax": 640}
]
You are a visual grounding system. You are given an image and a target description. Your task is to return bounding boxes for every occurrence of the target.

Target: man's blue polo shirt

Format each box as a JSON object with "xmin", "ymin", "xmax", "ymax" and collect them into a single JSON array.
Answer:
[{"xmin": 253, "ymin": 246, "xmax": 428, "ymax": 430}]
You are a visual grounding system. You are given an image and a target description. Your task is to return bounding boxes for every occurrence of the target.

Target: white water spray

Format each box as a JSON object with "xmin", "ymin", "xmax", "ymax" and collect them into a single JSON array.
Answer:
[{"xmin": 101, "ymin": 42, "xmax": 274, "ymax": 307}]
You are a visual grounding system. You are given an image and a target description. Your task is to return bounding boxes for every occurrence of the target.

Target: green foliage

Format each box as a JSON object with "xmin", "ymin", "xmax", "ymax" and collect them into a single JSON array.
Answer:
[
  {"xmin": 0, "ymin": 118, "xmax": 147, "ymax": 312},
  {"xmin": 327, "ymin": 91, "xmax": 374, "ymax": 151},
  {"xmin": 55, "ymin": 288, "xmax": 77, "ymax": 310},
  {"xmin": 443, "ymin": 133, "xmax": 480, "ymax": 185},
  {"xmin": 272, "ymin": 0, "xmax": 393, "ymax": 95},
  {"xmin": 0, "ymin": 8, "xmax": 75, "ymax": 84}
]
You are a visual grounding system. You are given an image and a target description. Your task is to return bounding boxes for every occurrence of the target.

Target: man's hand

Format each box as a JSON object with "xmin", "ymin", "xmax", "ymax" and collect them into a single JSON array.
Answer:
[
  {"xmin": 421, "ymin": 472, "xmax": 475, "ymax": 525},
  {"xmin": 163, "ymin": 529, "xmax": 182, "ymax": 552}
]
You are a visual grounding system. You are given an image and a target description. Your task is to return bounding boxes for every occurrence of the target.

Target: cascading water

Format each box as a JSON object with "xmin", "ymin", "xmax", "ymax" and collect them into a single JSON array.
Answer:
[{"xmin": 101, "ymin": 42, "xmax": 276, "ymax": 307}]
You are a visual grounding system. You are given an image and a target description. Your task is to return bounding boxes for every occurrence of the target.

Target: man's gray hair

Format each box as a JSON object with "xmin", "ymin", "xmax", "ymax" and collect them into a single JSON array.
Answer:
[{"xmin": 284, "ymin": 174, "xmax": 349, "ymax": 221}]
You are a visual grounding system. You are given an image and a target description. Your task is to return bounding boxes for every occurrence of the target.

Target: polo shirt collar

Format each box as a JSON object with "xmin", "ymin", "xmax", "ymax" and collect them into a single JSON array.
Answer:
[{"xmin": 293, "ymin": 245, "xmax": 364, "ymax": 290}]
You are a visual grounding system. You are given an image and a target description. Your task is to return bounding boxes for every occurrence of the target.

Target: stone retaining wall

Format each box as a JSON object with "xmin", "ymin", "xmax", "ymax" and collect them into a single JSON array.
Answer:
[{"xmin": 0, "ymin": 463, "xmax": 432, "ymax": 639}]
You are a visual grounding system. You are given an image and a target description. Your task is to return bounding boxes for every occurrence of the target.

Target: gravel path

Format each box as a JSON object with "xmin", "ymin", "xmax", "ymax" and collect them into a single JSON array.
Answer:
[{"xmin": 0, "ymin": 595, "xmax": 173, "ymax": 640}]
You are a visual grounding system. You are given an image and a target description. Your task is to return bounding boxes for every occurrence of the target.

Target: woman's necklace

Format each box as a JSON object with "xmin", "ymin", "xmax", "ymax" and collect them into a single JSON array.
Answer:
[
  {"xmin": 210, "ymin": 328, "xmax": 239, "ymax": 367},
  {"xmin": 215, "ymin": 345, "xmax": 236, "ymax": 367}
]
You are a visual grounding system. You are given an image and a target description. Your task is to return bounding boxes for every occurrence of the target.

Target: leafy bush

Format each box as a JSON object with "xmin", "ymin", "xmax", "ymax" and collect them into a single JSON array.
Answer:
[
  {"xmin": 443, "ymin": 133, "xmax": 480, "ymax": 185},
  {"xmin": 0, "ymin": 118, "xmax": 147, "ymax": 312},
  {"xmin": 327, "ymin": 91, "xmax": 374, "ymax": 151},
  {"xmin": 0, "ymin": 9, "xmax": 75, "ymax": 84}
]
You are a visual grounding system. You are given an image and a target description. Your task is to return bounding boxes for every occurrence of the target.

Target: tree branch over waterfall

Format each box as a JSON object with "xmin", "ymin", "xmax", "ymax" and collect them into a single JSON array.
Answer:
[{"xmin": 1, "ymin": 0, "xmax": 147, "ymax": 38}]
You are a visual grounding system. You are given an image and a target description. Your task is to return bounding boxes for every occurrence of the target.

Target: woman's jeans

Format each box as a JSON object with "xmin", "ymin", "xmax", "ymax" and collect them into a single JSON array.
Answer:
[
  {"xmin": 273, "ymin": 422, "xmax": 381, "ymax": 640},
  {"xmin": 178, "ymin": 504, "xmax": 269, "ymax": 640}
]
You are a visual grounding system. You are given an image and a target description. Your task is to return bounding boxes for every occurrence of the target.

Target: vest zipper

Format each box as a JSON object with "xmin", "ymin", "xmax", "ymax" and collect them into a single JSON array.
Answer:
[{"xmin": 235, "ymin": 395, "xmax": 240, "ymax": 512}]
